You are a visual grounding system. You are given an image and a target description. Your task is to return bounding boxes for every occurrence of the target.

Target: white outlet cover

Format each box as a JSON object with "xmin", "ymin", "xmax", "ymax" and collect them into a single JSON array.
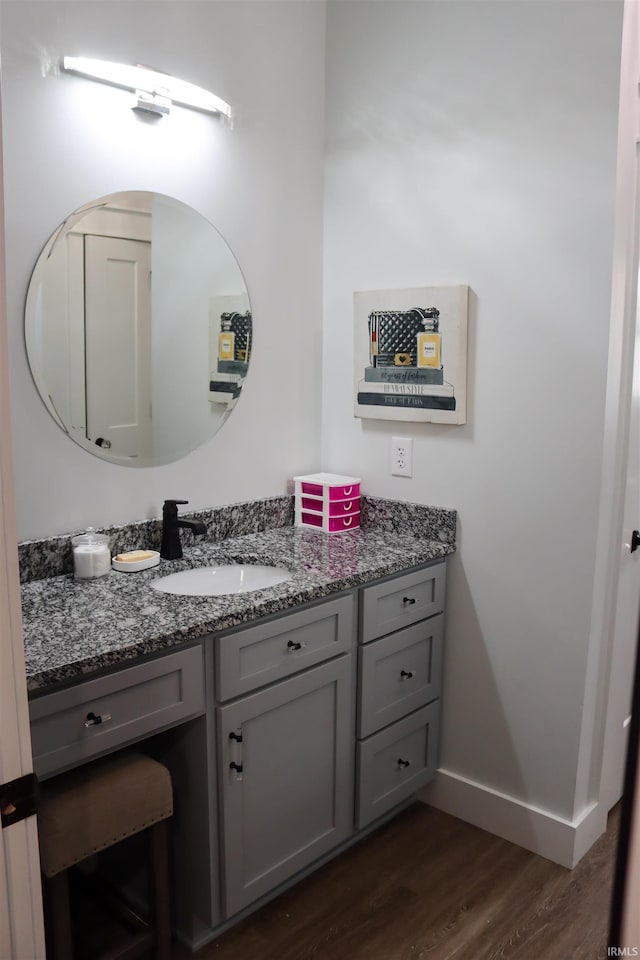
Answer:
[{"xmin": 391, "ymin": 436, "xmax": 412, "ymax": 477}]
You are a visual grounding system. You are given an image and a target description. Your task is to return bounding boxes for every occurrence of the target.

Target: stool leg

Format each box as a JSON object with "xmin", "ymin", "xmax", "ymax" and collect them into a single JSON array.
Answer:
[
  {"xmin": 148, "ymin": 821, "xmax": 171, "ymax": 960},
  {"xmin": 43, "ymin": 871, "xmax": 74, "ymax": 960}
]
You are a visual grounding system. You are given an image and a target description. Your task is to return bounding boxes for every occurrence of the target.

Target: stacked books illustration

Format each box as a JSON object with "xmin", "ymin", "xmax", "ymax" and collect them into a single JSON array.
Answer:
[
  {"xmin": 209, "ymin": 311, "xmax": 252, "ymax": 406},
  {"xmin": 357, "ymin": 307, "xmax": 456, "ymax": 411}
]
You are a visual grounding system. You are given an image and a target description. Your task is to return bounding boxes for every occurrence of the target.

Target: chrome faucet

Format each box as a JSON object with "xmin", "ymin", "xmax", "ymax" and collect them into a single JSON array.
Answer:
[{"xmin": 160, "ymin": 499, "xmax": 207, "ymax": 560}]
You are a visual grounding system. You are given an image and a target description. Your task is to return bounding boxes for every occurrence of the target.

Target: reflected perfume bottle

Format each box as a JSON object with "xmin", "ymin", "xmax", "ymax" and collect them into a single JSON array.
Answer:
[
  {"xmin": 416, "ymin": 308, "xmax": 441, "ymax": 369},
  {"xmin": 218, "ymin": 315, "xmax": 235, "ymax": 361}
]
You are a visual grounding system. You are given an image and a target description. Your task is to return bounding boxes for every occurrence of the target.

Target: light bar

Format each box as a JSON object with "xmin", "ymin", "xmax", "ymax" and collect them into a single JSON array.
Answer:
[{"xmin": 61, "ymin": 57, "xmax": 232, "ymax": 120}]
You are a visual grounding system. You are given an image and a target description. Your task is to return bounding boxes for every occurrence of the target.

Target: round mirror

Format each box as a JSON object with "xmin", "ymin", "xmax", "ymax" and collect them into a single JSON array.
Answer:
[{"xmin": 25, "ymin": 191, "xmax": 251, "ymax": 466}]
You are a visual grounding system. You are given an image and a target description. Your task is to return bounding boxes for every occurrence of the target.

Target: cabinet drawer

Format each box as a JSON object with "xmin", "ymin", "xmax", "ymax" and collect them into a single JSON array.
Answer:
[
  {"xmin": 299, "ymin": 511, "xmax": 360, "ymax": 533},
  {"xmin": 356, "ymin": 702, "xmax": 439, "ymax": 829},
  {"xmin": 298, "ymin": 480, "xmax": 360, "ymax": 500},
  {"xmin": 299, "ymin": 496, "xmax": 360, "ymax": 516},
  {"xmin": 29, "ymin": 645, "xmax": 205, "ymax": 779},
  {"xmin": 216, "ymin": 594, "xmax": 354, "ymax": 701},
  {"xmin": 360, "ymin": 563, "xmax": 445, "ymax": 643},
  {"xmin": 358, "ymin": 615, "xmax": 443, "ymax": 738}
]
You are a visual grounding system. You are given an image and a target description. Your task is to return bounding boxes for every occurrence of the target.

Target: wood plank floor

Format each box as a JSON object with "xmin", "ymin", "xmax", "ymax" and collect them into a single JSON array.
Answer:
[{"xmin": 179, "ymin": 802, "xmax": 620, "ymax": 960}]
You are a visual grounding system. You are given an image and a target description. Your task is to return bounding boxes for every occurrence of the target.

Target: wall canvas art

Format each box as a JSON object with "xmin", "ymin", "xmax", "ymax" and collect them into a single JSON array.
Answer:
[{"xmin": 354, "ymin": 285, "xmax": 469, "ymax": 425}]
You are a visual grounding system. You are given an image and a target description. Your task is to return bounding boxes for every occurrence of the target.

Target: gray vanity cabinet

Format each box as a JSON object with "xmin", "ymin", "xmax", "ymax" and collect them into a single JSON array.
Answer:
[
  {"xmin": 26, "ymin": 558, "xmax": 448, "ymax": 950},
  {"xmin": 218, "ymin": 655, "xmax": 354, "ymax": 918}
]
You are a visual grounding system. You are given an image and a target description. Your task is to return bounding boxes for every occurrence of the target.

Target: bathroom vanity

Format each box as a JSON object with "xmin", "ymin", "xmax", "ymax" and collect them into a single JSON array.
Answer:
[{"xmin": 20, "ymin": 497, "xmax": 454, "ymax": 951}]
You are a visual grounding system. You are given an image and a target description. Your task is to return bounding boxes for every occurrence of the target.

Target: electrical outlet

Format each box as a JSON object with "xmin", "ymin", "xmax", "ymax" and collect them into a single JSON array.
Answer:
[{"xmin": 391, "ymin": 436, "xmax": 412, "ymax": 477}]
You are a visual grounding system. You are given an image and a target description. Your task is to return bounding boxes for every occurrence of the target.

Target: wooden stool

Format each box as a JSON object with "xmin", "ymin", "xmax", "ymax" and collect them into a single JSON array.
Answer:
[{"xmin": 37, "ymin": 751, "xmax": 173, "ymax": 960}]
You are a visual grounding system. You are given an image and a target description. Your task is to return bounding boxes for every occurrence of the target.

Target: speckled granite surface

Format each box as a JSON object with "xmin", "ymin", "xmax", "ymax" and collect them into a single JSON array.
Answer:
[
  {"xmin": 18, "ymin": 496, "xmax": 295, "ymax": 583},
  {"xmin": 360, "ymin": 497, "xmax": 456, "ymax": 544},
  {"xmin": 21, "ymin": 497, "xmax": 456, "ymax": 693}
]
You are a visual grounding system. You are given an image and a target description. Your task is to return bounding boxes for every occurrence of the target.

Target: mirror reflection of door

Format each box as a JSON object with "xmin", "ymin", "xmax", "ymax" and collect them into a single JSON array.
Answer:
[
  {"xmin": 25, "ymin": 191, "xmax": 252, "ymax": 467},
  {"xmin": 84, "ymin": 235, "xmax": 152, "ymax": 458}
]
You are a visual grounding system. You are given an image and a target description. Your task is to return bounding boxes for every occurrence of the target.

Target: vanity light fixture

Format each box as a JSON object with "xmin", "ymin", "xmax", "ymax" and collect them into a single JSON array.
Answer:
[{"xmin": 61, "ymin": 56, "xmax": 232, "ymax": 121}]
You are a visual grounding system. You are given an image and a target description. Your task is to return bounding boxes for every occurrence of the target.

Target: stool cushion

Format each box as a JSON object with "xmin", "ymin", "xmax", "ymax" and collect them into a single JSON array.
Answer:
[{"xmin": 38, "ymin": 751, "xmax": 173, "ymax": 877}]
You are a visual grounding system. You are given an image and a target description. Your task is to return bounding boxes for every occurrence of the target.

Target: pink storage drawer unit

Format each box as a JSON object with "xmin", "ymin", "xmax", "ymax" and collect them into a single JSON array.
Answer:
[{"xmin": 294, "ymin": 473, "xmax": 361, "ymax": 534}]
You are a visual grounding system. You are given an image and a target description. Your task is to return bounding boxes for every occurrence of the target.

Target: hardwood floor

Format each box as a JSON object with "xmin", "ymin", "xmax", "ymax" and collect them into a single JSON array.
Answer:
[{"xmin": 180, "ymin": 803, "xmax": 620, "ymax": 960}]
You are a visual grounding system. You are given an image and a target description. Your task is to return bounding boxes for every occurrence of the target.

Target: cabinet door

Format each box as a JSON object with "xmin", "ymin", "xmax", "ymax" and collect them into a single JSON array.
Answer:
[{"xmin": 218, "ymin": 656, "xmax": 353, "ymax": 918}]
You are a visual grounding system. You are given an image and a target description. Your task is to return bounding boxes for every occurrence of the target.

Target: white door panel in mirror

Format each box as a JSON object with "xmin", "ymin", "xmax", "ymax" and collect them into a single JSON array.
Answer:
[{"xmin": 25, "ymin": 190, "xmax": 252, "ymax": 466}]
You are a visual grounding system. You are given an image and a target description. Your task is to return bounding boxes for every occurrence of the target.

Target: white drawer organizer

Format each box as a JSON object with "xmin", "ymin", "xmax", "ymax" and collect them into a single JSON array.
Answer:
[{"xmin": 294, "ymin": 472, "xmax": 361, "ymax": 533}]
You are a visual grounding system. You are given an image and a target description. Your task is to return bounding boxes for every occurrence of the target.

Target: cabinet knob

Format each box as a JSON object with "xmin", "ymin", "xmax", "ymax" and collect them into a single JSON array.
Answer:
[
  {"xmin": 84, "ymin": 711, "xmax": 112, "ymax": 728},
  {"xmin": 400, "ymin": 670, "xmax": 414, "ymax": 680},
  {"xmin": 402, "ymin": 596, "xmax": 416, "ymax": 605},
  {"xmin": 397, "ymin": 758, "xmax": 411, "ymax": 769},
  {"xmin": 287, "ymin": 640, "xmax": 303, "ymax": 652}
]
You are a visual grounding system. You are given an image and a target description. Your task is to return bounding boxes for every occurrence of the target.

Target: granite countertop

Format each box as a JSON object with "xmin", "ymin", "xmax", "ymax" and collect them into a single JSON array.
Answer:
[{"xmin": 22, "ymin": 520, "xmax": 455, "ymax": 693}]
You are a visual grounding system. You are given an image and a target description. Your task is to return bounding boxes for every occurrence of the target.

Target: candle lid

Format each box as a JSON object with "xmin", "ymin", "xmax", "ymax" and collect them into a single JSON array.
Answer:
[{"xmin": 71, "ymin": 526, "xmax": 109, "ymax": 548}]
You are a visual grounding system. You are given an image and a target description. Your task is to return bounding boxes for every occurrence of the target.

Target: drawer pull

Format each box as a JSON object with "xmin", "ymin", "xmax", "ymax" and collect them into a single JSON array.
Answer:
[
  {"xmin": 287, "ymin": 640, "xmax": 304, "ymax": 652},
  {"xmin": 400, "ymin": 670, "xmax": 415, "ymax": 680},
  {"xmin": 229, "ymin": 731, "xmax": 243, "ymax": 743},
  {"xmin": 84, "ymin": 711, "xmax": 112, "ymax": 728},
  {"xmin": 402, "ymin": 596, "xmax": 416, "ymax": 605},
  {"xmin": 229, "ymin": 761, "xmax": 244, "ymax": 781},
  {"xmin": 397, "ymin": 758, "xmax": 411, "ymax": 769}
]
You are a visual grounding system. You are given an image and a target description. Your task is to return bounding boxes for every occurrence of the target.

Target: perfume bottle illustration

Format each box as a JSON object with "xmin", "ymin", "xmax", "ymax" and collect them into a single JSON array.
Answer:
[
  {"xmin": 416, "ymin": 308, "xmax": 441, "ymax": 369},
  {"xmin": 218, "ymin": 314, "xmax": 235, "ymax": 361}
]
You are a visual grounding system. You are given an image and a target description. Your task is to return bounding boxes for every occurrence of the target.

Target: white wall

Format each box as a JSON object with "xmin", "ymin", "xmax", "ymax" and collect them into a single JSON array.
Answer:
[
  {"xmin": 323, "ymin": 0, "xmax": 623, "ymax": 823},
  {"xmin": 1, "ymin": 0, "xmax": 325, "ymax": 540}
]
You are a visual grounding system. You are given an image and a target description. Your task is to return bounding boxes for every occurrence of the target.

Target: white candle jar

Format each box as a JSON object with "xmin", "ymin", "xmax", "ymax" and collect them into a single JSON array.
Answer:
[{"xmin": 71, "ymin": 528, "xmax": 111, "ymax": 580}]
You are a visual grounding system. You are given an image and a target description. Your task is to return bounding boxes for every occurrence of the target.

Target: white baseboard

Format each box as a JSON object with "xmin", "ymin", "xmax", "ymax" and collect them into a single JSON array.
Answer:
[{"xmin": 419, "ymin": 768, "xmax": 608, "ymax": 868}]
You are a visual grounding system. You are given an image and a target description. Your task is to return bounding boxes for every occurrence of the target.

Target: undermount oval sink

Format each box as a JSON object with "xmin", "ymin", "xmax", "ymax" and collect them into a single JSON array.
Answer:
[{"xmin": 151, "ymin": 564, "xmax": 292, "ymax": 597}]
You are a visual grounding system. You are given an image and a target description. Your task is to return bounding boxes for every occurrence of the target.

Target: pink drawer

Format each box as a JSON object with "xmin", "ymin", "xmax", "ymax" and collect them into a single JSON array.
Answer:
[
  {"xmin": 329, "ymin": 497, "xmax": 359, "ymax": 516},
  {"xmin": 300, "ymin": 511, "xmax": 323, "ymax": 527},
  {"xmin": 300, "ymin": 482, "xmax": 324, "ymax": 496},
  {"xmin": 328, "ymin": 483, "xmax": 359, "ymax": 501},
  {"xmin": 300, "ymin": 511, "xmax": 360, "ymax": 532},
  {"xmin": 328, "ymin": 514, "xmax": 359, "ymax": 532},
  {"xmin": 301, "ymin": 496, "xmax": 360, "ymax": 516},
  {"xmin": 299, "ymin": 481, "xmax": 360, "ymax": 500},
  {"xmin": 300, "ymin": 496, "xmax": 323, "ymax": 513}
]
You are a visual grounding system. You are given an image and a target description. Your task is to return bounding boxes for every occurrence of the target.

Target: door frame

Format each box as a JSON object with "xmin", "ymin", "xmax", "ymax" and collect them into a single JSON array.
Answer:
[
  {"xmin": 0, "ymin": 73, "xmax": 46, "ymax": 959},
  {"xmin": 597, "ymin": 0, "xmax": 640, "ymax": 813},
  {"xmin": 576, "ymin": 0, "xmax": 640, "ymax": 821}
]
